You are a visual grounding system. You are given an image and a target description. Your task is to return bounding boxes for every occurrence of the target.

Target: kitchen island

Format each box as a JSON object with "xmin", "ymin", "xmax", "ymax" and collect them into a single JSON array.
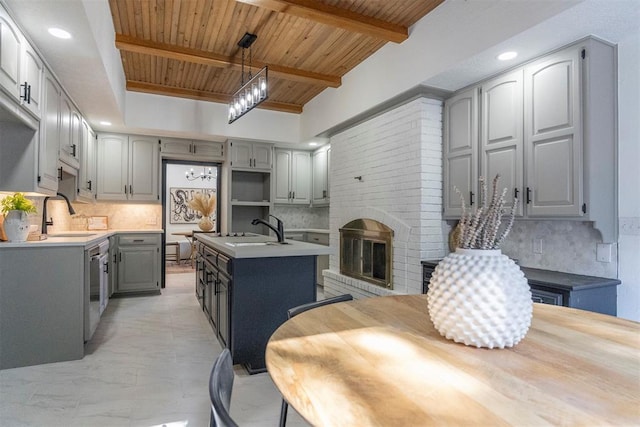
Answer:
[{"xmin": 194, "ymin": 233, "xmax": 333, "ymax": 373}]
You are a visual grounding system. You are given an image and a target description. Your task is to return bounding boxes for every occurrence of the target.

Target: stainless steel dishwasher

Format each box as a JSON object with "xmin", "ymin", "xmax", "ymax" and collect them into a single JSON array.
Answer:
[{"xmin": 85, "ymin": 239, "xmax": 110, "ymax": 341}]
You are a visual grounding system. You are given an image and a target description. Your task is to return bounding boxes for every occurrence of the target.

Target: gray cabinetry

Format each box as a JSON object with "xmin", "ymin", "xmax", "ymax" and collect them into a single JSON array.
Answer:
[
  {"xmin": 160, "ymin": 137, "xmax": 224, "ymax": 160},
  {"xmin": 443, "ymin": 87, "xmax": 478, "ymax": 217},
  {"xmin": 274, "ymin": 149, "xmax": 311, "ymax": 205},
  {"xmin": 422, "ymin": 260, "xmax": 619, "ymax": 315},
  {"xmin": 229, "ymin": 140, "xmax": 272, "ymax": 170},
  {"xmin": 312, "ymin": 145, "xmax": 330, "ymax": 206},
  {"xmin": 443, "ymin": 38, "xmax": 617, "ymax": 242},
  {"xmin": 114, "ymin": 233, "xmax": 161, "ymax": 294},
  {"xmin": 97, "ymin": 134, "xmax": 159, "ymax": 201}
]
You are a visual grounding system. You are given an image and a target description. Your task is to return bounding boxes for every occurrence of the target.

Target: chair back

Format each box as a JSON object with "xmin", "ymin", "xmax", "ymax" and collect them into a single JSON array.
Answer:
[
  {"xmin": 209, "ymin": 349, "xmax": 239, "ymax": 427},
  {"xmin": 287, "ymin": 294, "xmax": 353, "ymax": 319}
]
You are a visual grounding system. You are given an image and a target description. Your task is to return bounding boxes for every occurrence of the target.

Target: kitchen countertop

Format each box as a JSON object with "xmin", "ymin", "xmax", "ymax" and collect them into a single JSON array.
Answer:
[
  {"xmin": 195, "ymin": 233, "xmax": 333, "ymax": 259},
  {"xmin": 0, "ymin": 229, "xmax": 163, "ymax": 249},
  {"xmin": 421, "ymin": 259, "xmax": 621, "ymax": 291}
]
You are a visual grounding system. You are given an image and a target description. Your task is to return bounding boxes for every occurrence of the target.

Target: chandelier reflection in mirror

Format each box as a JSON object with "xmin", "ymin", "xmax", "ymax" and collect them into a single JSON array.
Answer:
[
  {"xmin": 228, "ymin": 32, "xmax": 268, "ymax": 124},
  {"xmin": 185, "ymin": 167, "xmax": 215, "ymax": 181}
]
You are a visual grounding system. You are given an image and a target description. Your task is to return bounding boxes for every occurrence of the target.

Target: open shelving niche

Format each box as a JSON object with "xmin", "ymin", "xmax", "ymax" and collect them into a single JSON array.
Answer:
[{"xmin": 229, "ymin": 170, "xmax": 272, "ymax": 235}]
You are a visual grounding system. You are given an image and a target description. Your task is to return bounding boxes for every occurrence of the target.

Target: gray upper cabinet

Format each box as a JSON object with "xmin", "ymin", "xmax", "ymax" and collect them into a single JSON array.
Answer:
[
  {"xmin": 481, "ymin": 69, "xmax": 524, "ymax": 216},
  {"xmin": 443, "ymin": 87, "xmax": 478, "ymax": 217},
  {"xmin": 312, "ymin": 145, "xmax": 330, "ymax": 206},
  {"xmin": 524, "ymin": 47, "xmax": 582, "ymax": 217},
  {"xmin": 97, "ymin": 134, "xmax": 159, "ymax": 202},
  {"xmin": 0, "ymin": 6, "xmax": 21, "ymax": 100},
  {"xmin": 38, "ymin": 70, "xmax": 61, "ymax": 192},
  {"xmin": 160, "ymin": 138, "xmax": 224, "ymax": 160},
  {"xmin": 77, "ymin": 119, "xmax": 96, "ymax": 202},
  {"xmin": 58, "ymin": 93, "xmax": 80, "ymax": 169},
  {"xmin": 443, "ymin": 38, "xmax": 616, "ymax": 242},
  {"xmin": 274, "ymin": 149, "xmax": 311, "ymax": 205},
  {"xmin": 230, "ymin": 140, "xmax": 272, "ymax": 170},
  {"xmin": 21, "ymin": 42, "xmax": 42, "ymax": 118}
]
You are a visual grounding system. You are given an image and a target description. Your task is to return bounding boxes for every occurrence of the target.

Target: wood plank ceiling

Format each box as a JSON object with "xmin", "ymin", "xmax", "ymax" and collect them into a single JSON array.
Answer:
[{"xmin": 109, "ymin": 0, "xmax": 444, "ymax": 115}]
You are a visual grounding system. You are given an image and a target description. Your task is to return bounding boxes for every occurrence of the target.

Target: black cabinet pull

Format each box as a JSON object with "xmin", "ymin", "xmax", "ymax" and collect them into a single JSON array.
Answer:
[
  {"xmin": 526, "ymin": 187, "xmax": 532, "ymax": 204},
  {"xmin": 87, "ymin": 180, "xmax": 92, "ymax": 191},
  {"xmin": 104, "ymin": 262, "xmax": 109, "ymax": 274},
  {"xmin": 514, "ymin": 188, "xmax": 519, "ymax": 200},
  {"xmin": 119, "ymin": 253, "xmax": 122, "ymax": 262},
  {"xmin": 124, "ymin": 185, "xmax": 127, "ymax": 194},
  {"xmin": 20, "ymin": 82, "xmax": 30, "ymax": 103},
  {"xmin": 58, "ymin": 167, "xmax": 63, "ymax": 181},
  {"xmin": 72, "ymin": 144, "xmax": 77, "ymax": 157},
  {"xmin": 469, "ymin": 191, "xmax": 474, "ymax": 206},
  {"xmin": 129, "ymin": 185, "xmax": 133, "ymax": 195}
]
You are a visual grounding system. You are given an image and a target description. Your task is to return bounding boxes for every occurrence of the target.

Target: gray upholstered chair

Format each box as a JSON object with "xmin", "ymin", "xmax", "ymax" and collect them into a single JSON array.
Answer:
[
  {"xmin": 209, "ymin": 349, "xmax": 239, "ymax": 427},
  {"xmin": 279, "ymin": 294, "xmax": 354, "ymax": 427}
]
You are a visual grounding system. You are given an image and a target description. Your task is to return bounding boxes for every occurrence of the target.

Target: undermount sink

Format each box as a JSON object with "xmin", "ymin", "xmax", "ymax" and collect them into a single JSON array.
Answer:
[
  {"xmin": 224, "ymin": 241, "xmax": 290, "ymax": 247},
  {"xmin": 48, "ymin": 233, "xmax": 97, "ymax": 238},
  {"xmin": 225, "ymin": 242, "xmax": 269, "ymax": 247}
]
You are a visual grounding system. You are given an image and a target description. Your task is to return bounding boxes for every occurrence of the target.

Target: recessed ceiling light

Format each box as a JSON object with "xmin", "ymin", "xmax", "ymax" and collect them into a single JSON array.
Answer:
[
  {"xmin": 309, "ymin": 142, "xmax": 318, "ymax": 147},
  {"xmin": 48, "ymin": 28, "xmax": 72, "ymax": 39},
  {"xmin": 497, "ymin": 51, "xmax": 518, "ymax": 61},
  {"xmin": 99, "ymin": 121, "xmax": 112, "ymax": 126}
]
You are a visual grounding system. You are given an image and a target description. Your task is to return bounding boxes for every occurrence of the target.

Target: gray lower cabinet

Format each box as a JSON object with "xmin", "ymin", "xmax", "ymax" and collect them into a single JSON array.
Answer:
[
  {"xmin": 196, "ymin": 239, "xmax": 316, "ymax": 373},
  {"xmin": 113, "ymin": 233, "xmax": 161, "ymax": 294},
  {"xmin": 422, "ymin": 260, "xmax": 620, "ymax": 315}
]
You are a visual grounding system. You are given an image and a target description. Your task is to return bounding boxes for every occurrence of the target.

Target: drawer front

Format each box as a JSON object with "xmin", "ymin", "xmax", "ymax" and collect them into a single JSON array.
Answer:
[
  {"xmin": 530, "ymin": 288, "xmax": 564, "ymax": 306},
  {"xmin": 118, "ymin": 233, "xmax": 161, "ymax": 245},
  {"xmin": 307, "ymin": 232, "xmax": 329, "ymax": 246},
  {"xmin": 217, "ymin": 252, "xmax": 232, "ymax": 276}
]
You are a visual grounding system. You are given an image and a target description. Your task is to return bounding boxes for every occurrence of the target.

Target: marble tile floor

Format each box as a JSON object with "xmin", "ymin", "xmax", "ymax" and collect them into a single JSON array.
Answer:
[{"xmin": 0, "ymin": 272, "xmax": 312, "ymax": 427}]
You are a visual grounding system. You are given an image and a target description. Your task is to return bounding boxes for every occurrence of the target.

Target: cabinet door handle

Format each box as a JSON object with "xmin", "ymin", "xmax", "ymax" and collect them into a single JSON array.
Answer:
[
  {"xmin": 124, "ymin": 185, "xmax": 127, "ymax": 194},
  {"xmin": 20, "ymin": 82, "xmax": 31, "ymax": 104},
  {"xmin": 193, "ymin": 145, "xmax": 196, "ymax": 154},
  {"xmin": 72, "ymin": 144, "xmax": 77, "ymax": 157},
  {"xmin": 87, "ymin": 180, "xmax": 92, "ymax": 191},
  {"xmin": 292, "ymin": 191, "xmax": 295, "ymax": 199},
  {"xmin": 469, "ymin": 191, "xmax": 474, "ymax": 206},
  {"xmin": 526, "ymin": 187, "xmax": 532, "ymax": 204},
  {"xmin": 119, "ymin": 253, "xmax": 122, "ymax": 262},
  {"xmin": 58, "ymin": 167, "xmax": 63, "ymax": 181},
  {"xmin": 323, "ymin": 190, "xmax": 327, "ymax": 198},
  {"xmin": 104, "ymin": 262, "xmax": 109, "ymax": 274},
  {"xmin": 129, "ymin": 185, "xmax": 133, "ymax": 195},
  {"xmin": 514, "ymin": 188, "xmax": 519, "ymax": 200}
]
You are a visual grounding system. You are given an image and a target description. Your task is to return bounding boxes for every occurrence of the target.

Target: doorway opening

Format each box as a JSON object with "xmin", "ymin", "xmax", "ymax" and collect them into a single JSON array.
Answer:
[{"xmin": 161, "ymin": 159, "xmax": 221, "ymax": 288}]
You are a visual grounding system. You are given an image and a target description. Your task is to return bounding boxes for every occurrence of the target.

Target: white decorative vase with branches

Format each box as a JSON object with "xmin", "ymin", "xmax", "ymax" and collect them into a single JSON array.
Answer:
[{"xmin": 427, "ymin": 175, "xmax": 532, "ymax": 349}]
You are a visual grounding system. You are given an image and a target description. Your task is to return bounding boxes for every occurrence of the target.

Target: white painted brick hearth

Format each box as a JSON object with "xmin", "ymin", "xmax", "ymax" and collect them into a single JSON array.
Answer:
[{"xmin": 324, "ymin": 97, "xmax": 447, "ymax": 298}]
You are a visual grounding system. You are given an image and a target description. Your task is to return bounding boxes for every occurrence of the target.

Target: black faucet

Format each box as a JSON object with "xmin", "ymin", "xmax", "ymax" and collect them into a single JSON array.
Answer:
[
  {"xmin": 251, "ymin": 215, "xmax": 285, "ymax": 243},
  {"xmin": 42, "ymin": 192, "xmax": 76, "ymax": 234}
]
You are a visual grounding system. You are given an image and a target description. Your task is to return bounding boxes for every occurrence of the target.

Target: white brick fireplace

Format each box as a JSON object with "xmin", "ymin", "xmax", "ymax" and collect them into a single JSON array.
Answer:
[{"xmin": 324, "ymin": 97, "xmax": 447, "ymax": 299}]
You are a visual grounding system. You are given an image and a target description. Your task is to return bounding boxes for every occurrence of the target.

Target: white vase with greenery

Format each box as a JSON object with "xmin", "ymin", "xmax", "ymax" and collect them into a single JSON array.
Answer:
[
  {"xmin": 1, "ymin": 193, "xmax": 37, "ymax": 242},
  {"xmin": 427, "ymin": 175, "xmax": 532, "ymax": 349}
]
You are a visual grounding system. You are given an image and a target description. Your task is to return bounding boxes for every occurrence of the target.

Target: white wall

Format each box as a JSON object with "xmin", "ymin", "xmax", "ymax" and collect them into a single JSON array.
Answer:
[
  {"xmin": 616, "ymin": 32, "xmax": 640, "ymax": 321},
  {"xmin": 325, "ymin": 98, "xmax": 446, "ymax": 298}
]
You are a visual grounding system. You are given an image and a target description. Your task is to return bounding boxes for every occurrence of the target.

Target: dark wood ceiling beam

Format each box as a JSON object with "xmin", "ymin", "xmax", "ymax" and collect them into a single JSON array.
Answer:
[
  {"xmin": 126, "ymin": 80, "xmax": 303, "ymax": 114},
  {"xmin": 115, "ymin": 34, "xmax": 341, "ymax": 88},
  {"xmin": 234, "ymin": 0, "xmax": 408, "ymax": 43}
]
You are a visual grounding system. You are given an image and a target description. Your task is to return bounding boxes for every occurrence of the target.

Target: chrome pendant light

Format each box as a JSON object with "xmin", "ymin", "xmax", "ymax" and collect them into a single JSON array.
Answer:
[{"xmin": 228, "ymin": 32, "xmax": 268, "ymax": 124}]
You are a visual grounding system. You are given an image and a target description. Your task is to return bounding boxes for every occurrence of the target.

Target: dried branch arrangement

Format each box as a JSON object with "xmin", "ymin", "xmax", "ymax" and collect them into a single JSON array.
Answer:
[
  {"xmin": 188, "ymin": 192, "xmax": 216, "ymax": 217},
  {"xmin": 455, "ymin": 174, "xmax": 517, "ymax": 250}
]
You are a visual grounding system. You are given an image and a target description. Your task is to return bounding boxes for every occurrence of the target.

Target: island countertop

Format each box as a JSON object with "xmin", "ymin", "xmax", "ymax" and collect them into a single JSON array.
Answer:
[{"xmin": 194, "ymin": 233, "xmax": 333, "ymax": 259}]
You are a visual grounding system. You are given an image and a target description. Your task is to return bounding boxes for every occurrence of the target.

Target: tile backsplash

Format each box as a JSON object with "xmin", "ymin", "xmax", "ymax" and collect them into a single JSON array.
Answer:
[
  {"xmin": 500, "ymin": 220, "xmax": 617, "ymax": 279},
  {"xmin": 272, "ymin": 205, "xmax": 329, "ymax": 230},
  {"xmin": 34, "ymin": 199, "xmax": 162, "ymax": 233}
]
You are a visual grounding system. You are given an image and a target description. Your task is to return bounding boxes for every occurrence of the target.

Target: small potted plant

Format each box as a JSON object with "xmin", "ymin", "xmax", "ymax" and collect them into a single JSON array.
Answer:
[
  {"xmin": 1, "ymin": 192, "xmax": 37, "ymax": 242},
  {"xmin": 427, "ymin": 175, "xmax": 532, "ymax": 349}
]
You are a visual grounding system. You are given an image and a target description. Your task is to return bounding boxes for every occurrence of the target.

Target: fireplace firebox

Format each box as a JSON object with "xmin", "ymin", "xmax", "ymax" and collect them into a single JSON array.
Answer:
[{"xmin": 340, "ymin": 219, "xmax": 393, "ymax": 289}]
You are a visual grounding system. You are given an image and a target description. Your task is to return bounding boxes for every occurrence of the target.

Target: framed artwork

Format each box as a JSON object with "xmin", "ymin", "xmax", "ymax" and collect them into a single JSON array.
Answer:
[{"xmin": 169, "ymin": 188, "xmax": 216, "ymax": 224}]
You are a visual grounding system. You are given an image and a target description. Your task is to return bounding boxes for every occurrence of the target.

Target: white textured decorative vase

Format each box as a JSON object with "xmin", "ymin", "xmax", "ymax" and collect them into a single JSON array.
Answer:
[
  {"xmin": 198, "ymin": 216, "xmax": 214, "ymax": 231},
  {"xmin": 427, "ymin": 248, "xmax": 532, "ymax": 349},
  {"xmin": 4, "ymin": 210, "xmax": 30, "ymax": 242}
]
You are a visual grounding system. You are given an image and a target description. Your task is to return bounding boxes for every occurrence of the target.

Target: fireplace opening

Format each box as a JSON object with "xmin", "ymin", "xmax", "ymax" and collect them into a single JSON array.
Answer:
[{"xmin": 340, "ymin": 219, "xmax": 393, "ymax": 289}]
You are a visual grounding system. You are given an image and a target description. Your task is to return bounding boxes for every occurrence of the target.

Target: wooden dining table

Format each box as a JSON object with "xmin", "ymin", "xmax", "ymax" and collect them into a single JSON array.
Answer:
[{"xmin": 265, "ymin": 294, "xmax": 640, "ymax": 426}]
